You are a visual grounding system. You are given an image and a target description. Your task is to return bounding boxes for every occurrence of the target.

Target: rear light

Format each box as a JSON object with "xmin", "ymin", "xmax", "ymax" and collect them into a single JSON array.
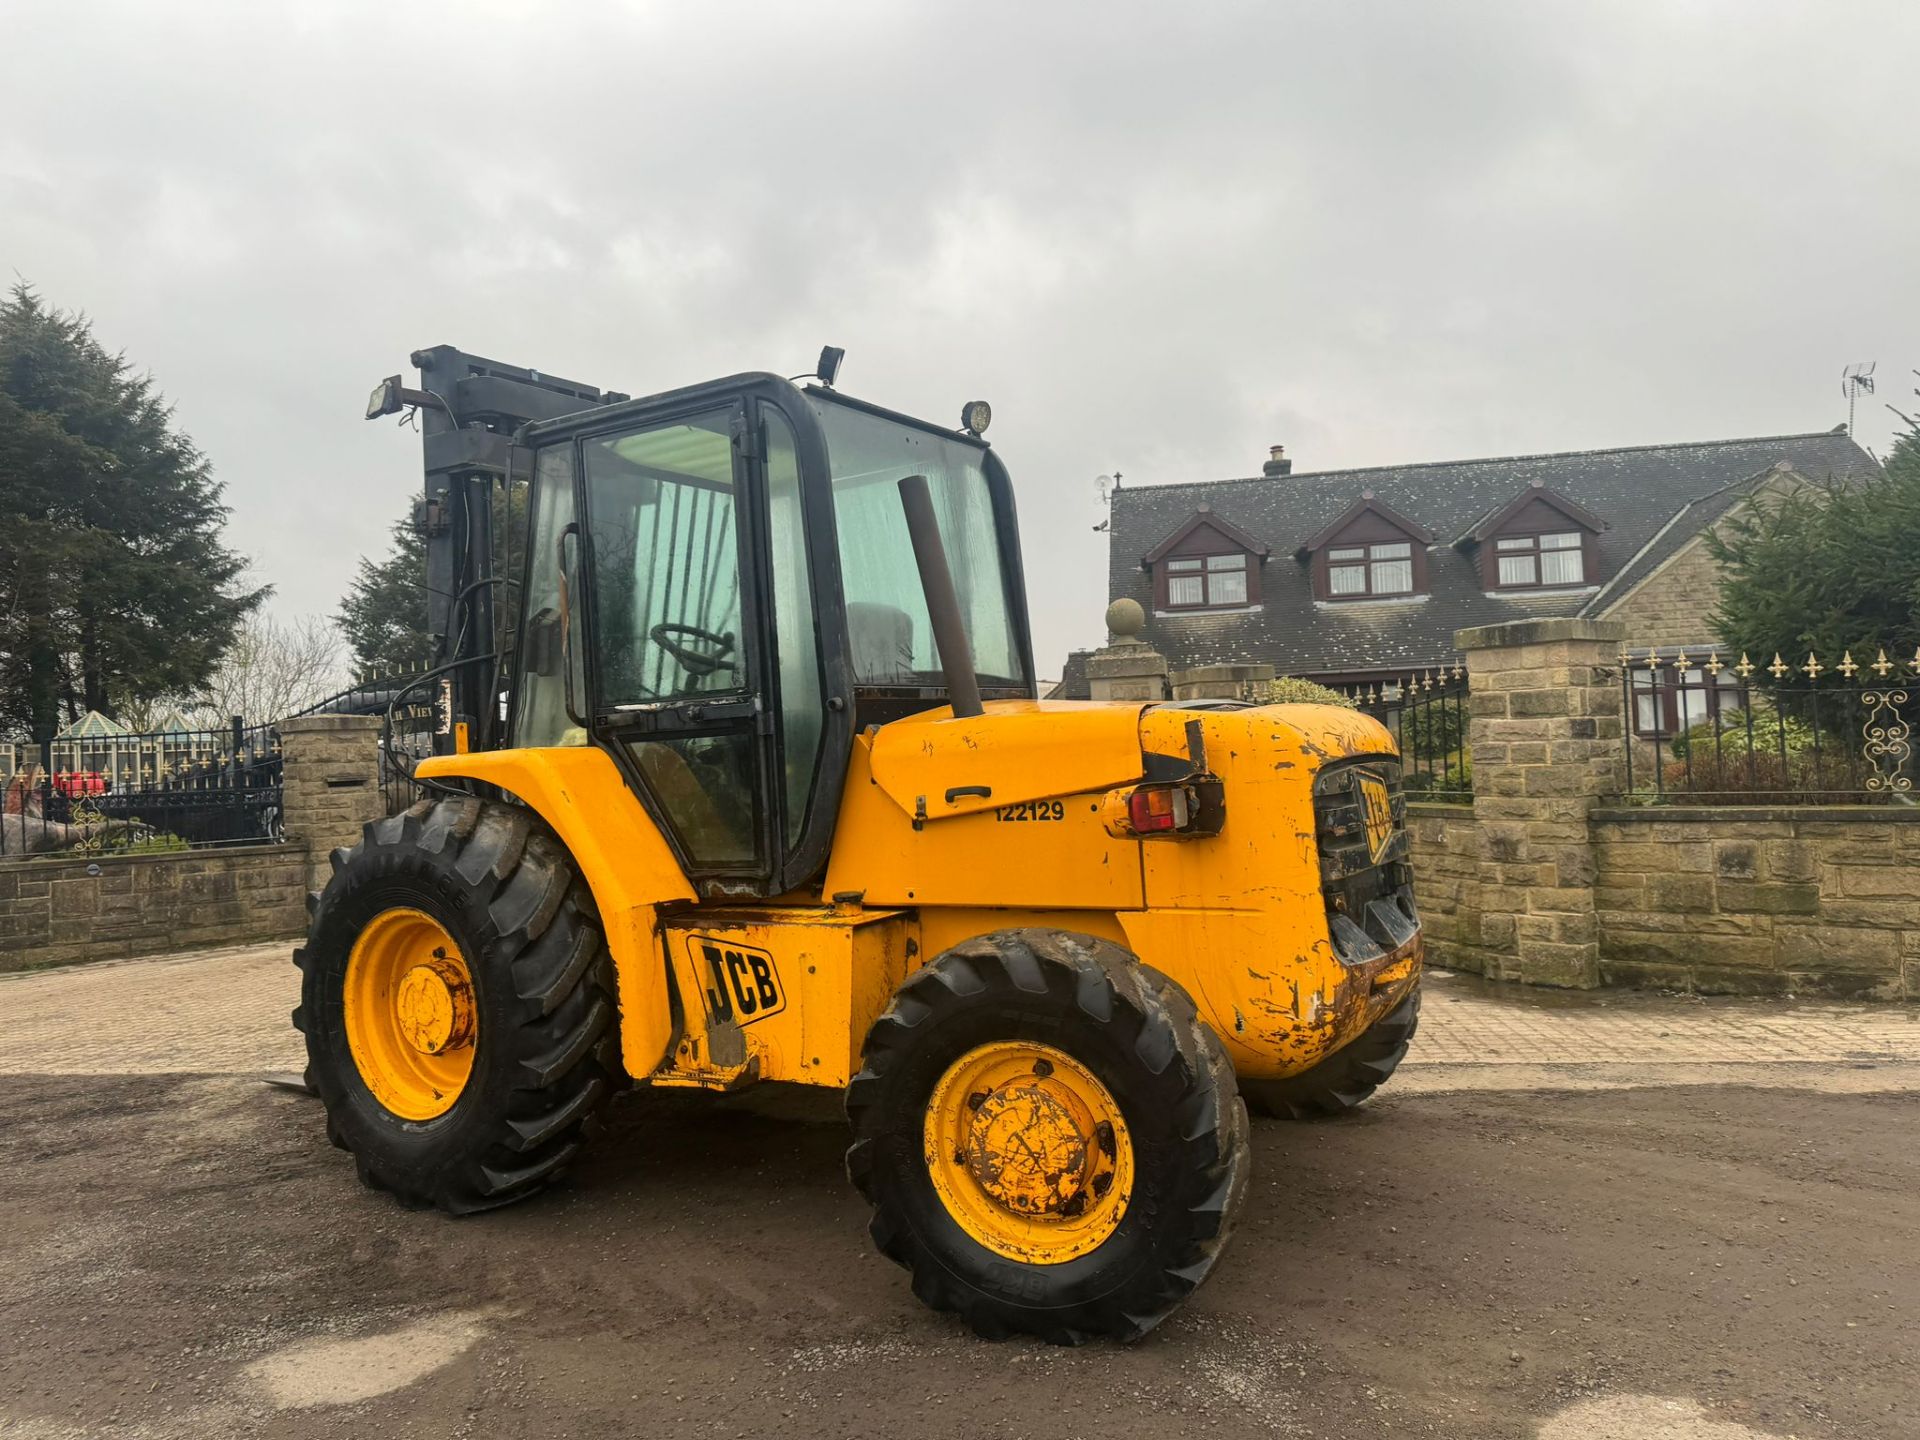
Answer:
[
  {"xmin": 1128, "ymin": 786, "xmax": 1187, "ymax": 833},
  {"xmin": 1104, "ymin": 778, "xmax": 1225, "ymax": 840}
]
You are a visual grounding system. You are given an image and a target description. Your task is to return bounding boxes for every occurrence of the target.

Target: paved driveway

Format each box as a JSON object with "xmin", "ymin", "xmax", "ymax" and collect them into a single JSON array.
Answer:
[
  {"xmin": 2, "ymin": 946, "xmax": 1917, "ymax": 1439},
  {"xmin": 6, "ymin": 940, "xmax": 1919, "ymax": 1085}
]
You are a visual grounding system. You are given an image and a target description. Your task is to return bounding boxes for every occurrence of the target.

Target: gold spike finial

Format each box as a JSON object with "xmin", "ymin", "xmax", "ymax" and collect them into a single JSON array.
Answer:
[
  {"xmin": 1735, "ymin": 651, "xmax": 1755, "ymax": 678},
  {"xmin": 1768, "ymin": 652, "xmax": 1790, "ymax": 679},
  {"xmin": 1703, "ymin": 648, "xmax": 1724, "ymax": 676},
  {"xmin": 1872, "ymin": 648, "xmax": 1894, "ymax": 677},
  {"xmin": 1838, "ymin": 650, "xmax": 1858, "ymax": 679},
  {"xmin": 1645, "ymin": 647, "xmax": 1661, "ymax": 671},
  {"xmin": 1802, "ymin": 651, "xmax": 1823, "ymax": 680}
]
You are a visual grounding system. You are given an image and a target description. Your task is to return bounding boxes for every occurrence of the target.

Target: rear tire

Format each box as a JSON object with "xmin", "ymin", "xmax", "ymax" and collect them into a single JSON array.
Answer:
[
  {"xmin": 1240, "ymin": 984, "xmax": 1421, "ymax": 1120},
  {"xmin": 293, "ymin": 796, "xmax": 621, "ymax": 1213},
  {"xmin": 846, "ymin": 928, "xmax": 1249, "ymax": 1344}
]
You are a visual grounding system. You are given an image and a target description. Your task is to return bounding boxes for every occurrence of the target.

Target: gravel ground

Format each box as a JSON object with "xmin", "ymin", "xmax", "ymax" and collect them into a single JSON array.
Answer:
[{"xmin": 1, "ymin": 950, "xmax": 1917, "ymax": 1439}]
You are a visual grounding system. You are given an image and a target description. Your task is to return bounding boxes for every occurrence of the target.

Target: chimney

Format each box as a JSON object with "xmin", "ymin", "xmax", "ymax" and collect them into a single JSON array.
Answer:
[{"xmin": 1261, "ymin": 444, "xmax": 1292, "ymax": 478}]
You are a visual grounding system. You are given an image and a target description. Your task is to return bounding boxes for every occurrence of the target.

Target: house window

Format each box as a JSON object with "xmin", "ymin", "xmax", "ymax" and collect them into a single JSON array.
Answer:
[
  {"xmin": 1495, "ymin": 531, "xmax": 1584, "ymax": 588},
  {"xmin": 1327, "ymin": 541, "xmax": 1414, "ymax": 598},
  {"xmin": 1631, "ymin": 668, "xmax": 1743, "ymax": 738},
  {"xmin": 1165, "ymin": 552, "xmax": 1250, "ymax": 609}
]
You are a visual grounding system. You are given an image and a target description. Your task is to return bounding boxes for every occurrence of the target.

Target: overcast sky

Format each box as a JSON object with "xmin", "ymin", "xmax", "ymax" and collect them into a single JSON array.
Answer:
[{"xmin": 5, "ymin": 1, "xmax": 1917, "ymax": 678}]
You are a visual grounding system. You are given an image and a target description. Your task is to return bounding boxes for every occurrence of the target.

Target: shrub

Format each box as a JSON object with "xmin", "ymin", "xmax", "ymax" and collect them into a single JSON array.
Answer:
[
  {"xmin": 1250, "ymin": 676, "xmax": 1357, "ymax": 709},
  {"xmin": 1403, "ymin": 753, "xmax": 1472, "ymax": 798},
  {"xmin": 1655, "ymin": 747, "xmax": 1844, "ymax": 802},
  {"xmin": 1670, "ymin": 694, "xmax": 1816, "ymax": 762}
]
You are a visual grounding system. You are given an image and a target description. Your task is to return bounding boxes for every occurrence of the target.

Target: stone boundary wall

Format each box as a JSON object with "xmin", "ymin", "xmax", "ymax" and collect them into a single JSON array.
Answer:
[
  {"xmin": 1407, "ymin": 803, "xmax": 1481, "ymax": 971},
  {"xmin": 1, "ymin": 711, "xmax": 386, "ymax": 972},
  {"xmin": 1592, "ymin": 808, "xmax": 1920, "ymax": 999},
  {"xmin": 1390, "ymin": 616, "xmax": 1920, "ymax": 997},
  {"xmin": 0, "ymin": 845, "xmax": 305, "ymax": 974}
]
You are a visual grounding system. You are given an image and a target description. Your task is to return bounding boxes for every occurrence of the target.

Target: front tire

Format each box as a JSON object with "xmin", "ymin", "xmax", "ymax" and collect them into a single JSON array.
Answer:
[
  {"xmin": 845, "ymin": 929, "xmax": 1249, "ymax": 1344},
  {"xmin": 293, "ymin": 797, "xmax": 621, "ymax": 1213},
  {"xmin": 1240, "ymin": 984, "xmax": 1421, "ymax": 1120}
]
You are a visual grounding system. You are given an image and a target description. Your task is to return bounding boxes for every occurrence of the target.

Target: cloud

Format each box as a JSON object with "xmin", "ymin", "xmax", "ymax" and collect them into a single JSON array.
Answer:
[{"xmin": 3, "ymin": 0, "xmax": 1916, "ymax": 677}]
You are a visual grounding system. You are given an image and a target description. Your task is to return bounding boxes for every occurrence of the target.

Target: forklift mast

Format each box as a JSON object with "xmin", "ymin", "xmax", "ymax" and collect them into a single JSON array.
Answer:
[{"xmin": 369, "ymin": 347, "xmax": 627, "ymax": 752}]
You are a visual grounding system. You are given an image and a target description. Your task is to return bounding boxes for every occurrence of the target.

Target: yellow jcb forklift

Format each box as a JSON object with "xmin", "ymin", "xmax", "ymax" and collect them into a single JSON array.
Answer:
[{"xmin": 296, "ymin": 347, "xmax": 1423, "ymax": 1343}]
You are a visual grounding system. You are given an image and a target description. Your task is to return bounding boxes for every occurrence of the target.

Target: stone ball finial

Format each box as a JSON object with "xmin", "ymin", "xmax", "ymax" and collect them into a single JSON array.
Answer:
[{"xmin": 1105, "ymin": 597, "xmax": 1146, "ymax": 641}]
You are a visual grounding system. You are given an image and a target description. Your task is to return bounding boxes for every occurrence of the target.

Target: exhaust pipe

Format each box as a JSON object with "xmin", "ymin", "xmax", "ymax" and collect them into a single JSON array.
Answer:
[{"xmin": 896, "ymin": 473, "xmax": 985, "ymax": 719}]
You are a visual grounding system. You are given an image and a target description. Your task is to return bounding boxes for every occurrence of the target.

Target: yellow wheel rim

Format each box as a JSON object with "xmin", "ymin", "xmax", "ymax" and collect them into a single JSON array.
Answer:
[
  {"xmin": 923, "ymin": 1041, "xmax": 1134, "ymax": 1265},
  {"xmin": 344, "ymin": 907, "xmax": 477, "ymax": 1122}
]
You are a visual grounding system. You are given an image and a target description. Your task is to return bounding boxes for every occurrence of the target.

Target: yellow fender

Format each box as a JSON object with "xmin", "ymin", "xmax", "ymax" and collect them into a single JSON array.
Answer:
[{"xmin": 415, "ymin": 747, "xmax": 694, "ymax": 1077}]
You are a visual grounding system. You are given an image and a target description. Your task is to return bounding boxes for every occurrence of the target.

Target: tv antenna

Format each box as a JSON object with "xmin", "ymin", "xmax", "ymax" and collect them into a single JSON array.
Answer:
[
  {"xmin": 1092, "ymin": 472, "xmax": 1122, "ymax": 532},
  {"xmin": 1842, "ymin": 362, "xmax": 1876, "ymax": 435}
]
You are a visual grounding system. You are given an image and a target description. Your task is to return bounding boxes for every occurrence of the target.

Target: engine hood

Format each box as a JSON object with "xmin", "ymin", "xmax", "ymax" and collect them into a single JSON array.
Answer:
[
  {"xmin": 865, "ymin": 700, "xmax": 1150, "ymax": 821},
  {"xmin": 865, "ymin": 698, "xmax": 1398, "ymax": 824}
]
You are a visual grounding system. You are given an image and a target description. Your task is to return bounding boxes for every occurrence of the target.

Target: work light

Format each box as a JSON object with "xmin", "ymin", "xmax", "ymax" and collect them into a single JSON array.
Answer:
[{"xmin": 366, "ymin": 375, "xmax": 403, "ymax": 420}]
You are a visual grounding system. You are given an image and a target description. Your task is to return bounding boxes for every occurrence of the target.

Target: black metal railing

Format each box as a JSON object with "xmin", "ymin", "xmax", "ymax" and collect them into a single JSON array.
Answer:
[
  {"xmin": 1622, "ymin": 646, "xmax": 1917, "ymax": 804},
  {"xmin": 1, "ymin": 720, "xmax": 283, "ymax": 858},
  {"xmin": 1347, "ymin": 665, "xmax": 1471, "ymax": 802}
]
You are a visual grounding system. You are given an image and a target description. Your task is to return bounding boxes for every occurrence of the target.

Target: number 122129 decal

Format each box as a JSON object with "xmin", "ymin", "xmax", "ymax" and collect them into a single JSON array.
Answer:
[{"xmin": 994, "ymin": 800, "xmax": 1065, "ymax": 822}]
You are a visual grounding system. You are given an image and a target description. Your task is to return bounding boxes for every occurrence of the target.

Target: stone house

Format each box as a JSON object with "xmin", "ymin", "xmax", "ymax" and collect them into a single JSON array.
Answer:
[{"xmin": 1075, "ymin": 428, "xmax": 1878, "ymax": 744}]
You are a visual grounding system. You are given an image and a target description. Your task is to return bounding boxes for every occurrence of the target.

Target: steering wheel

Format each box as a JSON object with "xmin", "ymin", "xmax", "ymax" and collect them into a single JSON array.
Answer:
[{"xmin": 650, "ymin": 622, "xmax": 736, "ymax": 677}]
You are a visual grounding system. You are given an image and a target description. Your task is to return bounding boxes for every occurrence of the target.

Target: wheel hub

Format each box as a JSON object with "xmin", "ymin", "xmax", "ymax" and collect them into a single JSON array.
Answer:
[
  {"xmin": 924, "ymin": 1042, "xmax": 1134, "ymax": 1264},
  {"xmin": 342, "ymin": 907, "xmax": 478, "ymax": 1122},
  {"xmin": 963, "ymin": 1075, "xmax": 1106, "ymax": 1218},
  {"xmin": 394, "ymin": 956, "xmax": 475, "ymax": 1056}
]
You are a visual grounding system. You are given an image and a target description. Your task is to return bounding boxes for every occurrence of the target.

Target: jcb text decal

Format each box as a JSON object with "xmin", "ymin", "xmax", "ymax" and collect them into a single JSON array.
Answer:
[{"xmin": 693, "ymin": 938, "xmax": 787, "ymax": 1025}]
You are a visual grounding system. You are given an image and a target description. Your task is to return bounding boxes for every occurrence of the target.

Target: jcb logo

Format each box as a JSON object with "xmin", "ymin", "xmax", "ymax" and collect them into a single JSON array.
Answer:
[
  {"xmin": 694, "ymin": 938, "xmax": 787, "ymax": 1025},
  {"xmin": 1354, "ymin": 770, "xmax": 1395, "ymax": 865}
]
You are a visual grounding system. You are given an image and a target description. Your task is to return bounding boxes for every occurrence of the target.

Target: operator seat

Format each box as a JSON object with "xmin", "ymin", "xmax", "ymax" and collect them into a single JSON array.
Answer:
[{"xmin": 846, "ymin": 602, "xmax": 915, "ymax": 683}]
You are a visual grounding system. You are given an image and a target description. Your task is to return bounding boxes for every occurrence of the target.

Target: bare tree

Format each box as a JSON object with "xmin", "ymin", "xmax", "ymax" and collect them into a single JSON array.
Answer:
[{"xmin": 180, "ymin": 614, "xmax": 348, "ymax": 725}]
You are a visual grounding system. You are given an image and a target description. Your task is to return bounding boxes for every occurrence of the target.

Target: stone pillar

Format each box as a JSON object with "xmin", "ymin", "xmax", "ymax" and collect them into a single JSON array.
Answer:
[
  {"xmin": 1085, "ymin": 598, "xmax": 1171, "ymax": 702},
  {"xmin": 280, "ymin": 714, "xmax": 386, "ymax": 892},
  {"xmin": 1454, "ymin": 617, "xmax": 1627, "ymax": 988},
  {"xmin": 1172, "ymin": 662, "xmax": 1275, "ymax": 702}
]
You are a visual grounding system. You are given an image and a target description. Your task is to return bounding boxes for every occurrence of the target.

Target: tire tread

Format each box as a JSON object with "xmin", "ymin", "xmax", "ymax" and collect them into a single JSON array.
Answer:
[{"xmin": 300, "ymin": 796, "xmax": 620, "ymax": 1214}]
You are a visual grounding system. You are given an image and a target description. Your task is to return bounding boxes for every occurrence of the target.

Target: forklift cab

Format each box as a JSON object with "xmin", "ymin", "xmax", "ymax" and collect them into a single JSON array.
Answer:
[{"xmin": 510, "ymin": 376, "xmax": 1037, "ymax": 899}]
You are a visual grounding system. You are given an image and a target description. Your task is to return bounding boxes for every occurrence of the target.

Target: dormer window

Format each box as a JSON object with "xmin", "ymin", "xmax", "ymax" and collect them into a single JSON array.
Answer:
[
  {"xmin": 1299, "ymin": 491, "xmax": 1432, "ymax": 603},
  {"xmin": 1328, "ymin": 541, "xmax": 1414, "ymax": 597},
  {"xmin": 1166, "ymin": 552, "xmax": 1249, "ymax": 607},
  {"xmin": 1457, "ymin": 481, "xmax": 1607, "ymax": 592},
  {"xmin": 1142, "ymin": 507, "xmax": 1269, "ymax": 613},
  {"xmin": 1494, "ymin": 531, "xmax": 1585, "ymax": 588}
]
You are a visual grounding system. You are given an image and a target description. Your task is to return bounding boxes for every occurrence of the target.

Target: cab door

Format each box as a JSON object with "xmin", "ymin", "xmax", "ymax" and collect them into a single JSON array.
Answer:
[
  {"xmin": 511, "ymin": 380, "xmax": 850, "ymax": 899},
  {"xmin": 573, "ymin": 402, "xmax": 773, "ymax": 891}
]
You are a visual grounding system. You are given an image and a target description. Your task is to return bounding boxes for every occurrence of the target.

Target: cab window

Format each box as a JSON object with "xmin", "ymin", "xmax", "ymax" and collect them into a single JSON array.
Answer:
[
  {"xmin": 582, "ymin": 411, "xmax": 745, "ymax": 702},
  {"xmin": 511, "ymin": 445, "xmax": 587, "ymax": 747},
  {"xmin": 804, "ymin": 398, "xmax": 1023, "ymax": 690}
]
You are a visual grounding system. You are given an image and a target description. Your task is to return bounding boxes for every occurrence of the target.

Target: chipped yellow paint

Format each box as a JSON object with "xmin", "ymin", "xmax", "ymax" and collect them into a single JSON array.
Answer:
[
  {"xmin": 923, "ymin": 1041, "xmax": 1133, "ymax": 1263},
  {"xmin": 343, "ymin": 907, "xmax": 474, "ymax": 1120},
  {"xmin": 1124, "ymin": 702, "xmax": 1421, "ymax": 1079},
  {"xmin": 654, "ymin": 907, "xmax": 909, "ymax": 1089}
]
